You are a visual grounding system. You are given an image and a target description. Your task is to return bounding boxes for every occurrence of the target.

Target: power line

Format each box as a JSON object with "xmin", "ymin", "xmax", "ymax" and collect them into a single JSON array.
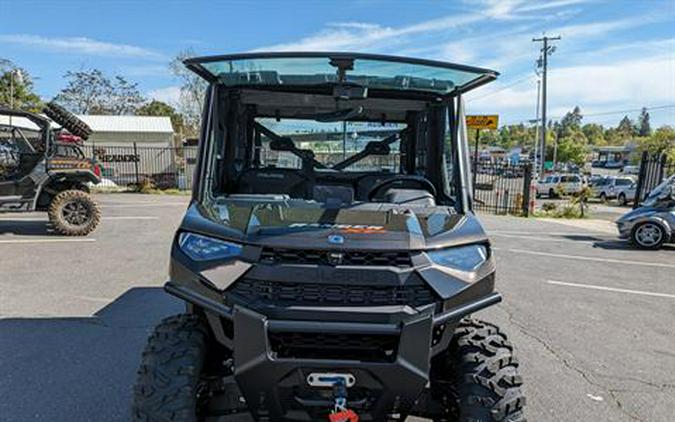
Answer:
[
  {"xmin": 467, "ymin": 74, "xmax": 537, "ymax": 102},
  {"xmin": 577, "ymin": 104, "xmax": 675, "ymax": 118},
  {"xmin": 496, "ymin": 104, "xmax": 675, "ymax": 127}
]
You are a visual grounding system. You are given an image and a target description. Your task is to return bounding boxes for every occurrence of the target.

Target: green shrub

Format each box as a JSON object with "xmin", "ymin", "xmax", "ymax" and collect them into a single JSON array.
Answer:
[{"xmin": 542, "ymin": 202, "xmax": 558, "ymax": 212}]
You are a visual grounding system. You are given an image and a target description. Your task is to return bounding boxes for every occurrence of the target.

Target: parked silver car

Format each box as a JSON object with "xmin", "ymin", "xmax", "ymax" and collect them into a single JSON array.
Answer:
[{"xmin": 616, "ymin": 175, "xmax": 675, "ymax": 249}]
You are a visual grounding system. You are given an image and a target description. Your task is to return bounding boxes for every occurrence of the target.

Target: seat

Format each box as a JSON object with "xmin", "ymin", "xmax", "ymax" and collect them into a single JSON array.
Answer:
[
  {"xmin": 237, "ymin": 168, "xmax": 309, "ymax": 198},
  {"xmin": 383, "ymin": 188, "xmax": 435, "ymax": 206},
  {"xmin": 312, "ymin": 185, "xmax": 354, "ymax": 206}
]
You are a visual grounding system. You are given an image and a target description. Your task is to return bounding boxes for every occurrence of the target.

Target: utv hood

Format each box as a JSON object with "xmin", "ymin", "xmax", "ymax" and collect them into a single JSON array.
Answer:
[{"xmin": 180, "ymin": 198, "xmax": 488, "ymax": 251}]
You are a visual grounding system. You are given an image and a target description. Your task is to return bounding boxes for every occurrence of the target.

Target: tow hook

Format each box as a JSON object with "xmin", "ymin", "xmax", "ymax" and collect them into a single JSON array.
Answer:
[{"xmin": 327, "ymin": 379, "xmax": 359, "ymax": 422}]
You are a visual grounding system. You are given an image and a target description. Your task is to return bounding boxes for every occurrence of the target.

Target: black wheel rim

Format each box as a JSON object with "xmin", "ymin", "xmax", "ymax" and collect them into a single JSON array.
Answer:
[{"xmin": 61, "ymin": 199, "xmax": 91, "ymax": 226}]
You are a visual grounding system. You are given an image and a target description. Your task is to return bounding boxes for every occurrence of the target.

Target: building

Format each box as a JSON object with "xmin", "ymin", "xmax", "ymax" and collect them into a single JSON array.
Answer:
[
  {"xmin": 66, "ymin": 115, "xmax": 174, "ymax": 148},
  {"xmin": 591, "ymin": 144, "xmax": 638, "ymax": 166}
]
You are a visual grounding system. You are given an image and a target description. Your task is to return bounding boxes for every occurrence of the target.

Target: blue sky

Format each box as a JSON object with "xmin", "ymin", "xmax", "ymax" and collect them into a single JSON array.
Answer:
[{"xmin": 1, "ymin": 0, "xmax": 673, "ymax": 127}]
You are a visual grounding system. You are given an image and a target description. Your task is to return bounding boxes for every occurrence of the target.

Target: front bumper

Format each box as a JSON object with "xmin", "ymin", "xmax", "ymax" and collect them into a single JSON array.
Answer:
[
  {"xmin": 166, "ymin": 235, "xmax": 500, "ymax": 420},
  {"xmin": 234, "ymin": 304, "xmax": 431, "ymax": 421},
  {"xmin": 616, "ymin": 220, "xmax": 633, "ymax": 239},
  {"xmin": 166, "ymin": 282, "xmax": 500, "ymax": 421}
]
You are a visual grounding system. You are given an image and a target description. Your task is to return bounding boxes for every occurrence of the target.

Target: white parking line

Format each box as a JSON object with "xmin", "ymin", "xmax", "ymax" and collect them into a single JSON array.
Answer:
[
  {"xmin": 102, "ymin": 203, "xmax": 186, "ymax": 208},
  {"xmin": 0, "ymin": 238, "xmax": 96, "ymax": 244},
  {"xmin": 507, "ymin": 248, "xmax": 675, "ymax": 269},
  {"xmin": 547, "ymin": 280, "xmax": 675, "ymax": 299},
  {"xmin": 491, "ymin": 233, "xmax": 597, "ymax": 243},
  {"xmin": 0, "ymin": 216, "xmax": 158, "ymax": 221},
  {"xmin": 104, "ymin": 216, "xmax": 159, "ymax": 220},
  {"xmin": 490, "ymin": 230, "xmax": 609, "ymax": 237}
]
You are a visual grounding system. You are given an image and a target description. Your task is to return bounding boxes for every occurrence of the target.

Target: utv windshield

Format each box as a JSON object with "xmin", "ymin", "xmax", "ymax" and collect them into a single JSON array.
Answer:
[
  {"xmin": 185, "ymin": 52, "xmax": 497, "ymax": 95},
  {"xmin": 191, "ymin": 54, "xmax": 496, "ymax": 235}
]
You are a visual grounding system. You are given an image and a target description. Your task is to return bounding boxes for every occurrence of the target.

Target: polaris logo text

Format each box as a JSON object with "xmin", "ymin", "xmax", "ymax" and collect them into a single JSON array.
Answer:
[{"xmin": 289, "ymin": 223, "xmax": 386, "ymax": 233}]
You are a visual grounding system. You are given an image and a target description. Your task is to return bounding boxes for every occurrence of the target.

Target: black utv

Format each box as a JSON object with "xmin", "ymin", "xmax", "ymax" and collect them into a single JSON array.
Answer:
[
  {"xmin": 0, "ymin": 103, "xmax": 101, "ymax": 235},
  {"xmin": 133, "ymin": 52, "xmax": 525, "ymax": 422}
]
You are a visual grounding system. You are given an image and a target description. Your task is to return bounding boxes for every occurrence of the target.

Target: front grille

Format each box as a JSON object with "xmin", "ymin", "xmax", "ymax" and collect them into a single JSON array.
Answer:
[
  {"xmin": 260, "ymin": 247, "xmax": 412, "ymax": 267},
  {"xmin": 269, "ymin": 331, "xmax": 399, "ymax": 362},
  {"xmin": 228, "ymin": 279, "xmax": 436, "ymax": 307}
]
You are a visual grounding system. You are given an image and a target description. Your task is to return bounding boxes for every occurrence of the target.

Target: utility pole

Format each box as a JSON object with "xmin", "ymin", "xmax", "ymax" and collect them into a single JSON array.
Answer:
[
  {"xmin": 533, "ymin": 35, "xmax": 560, "ymax": 175},
  {"xmin": 532, "ymin": 79, "xmax": 541, "ymax": 178}
]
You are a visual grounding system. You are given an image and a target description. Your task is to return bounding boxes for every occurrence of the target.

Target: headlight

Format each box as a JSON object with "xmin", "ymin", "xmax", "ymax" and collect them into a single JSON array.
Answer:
[
  {"xmin": 178, "ymin": 232, "xmax": 242, "ymax": 261},
  {"xmin": 427, "ymin": 244, "xmax": 488, "ymax": 271}
]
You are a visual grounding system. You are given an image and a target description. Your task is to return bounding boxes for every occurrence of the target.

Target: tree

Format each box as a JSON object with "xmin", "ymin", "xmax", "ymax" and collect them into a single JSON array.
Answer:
[
  {"xmin": 560, "ymin": 106, "xmax": 583, "ymax": 136},
  {"xmin": 53, "ymin": 69, "xmax": 145, "ymax": 115},
  {"xmin": 170, "ymin": 48, "xmax": 207, "ymax": 135},
  {"xmin": 616, "ymin": 115, "xmax": 636, "ymax": 140},
  {"xmin": 581, "ymin": 123, "xmax": 606, "ymax": 146},
  {"xmin": 138, "ymin": 100, "xmax": 185, "ymax": 138},
  {"xmin": 556, "ymin": 131, "xmax": 588, "ymax": 165},
  {"xmin": 639, "ymin": 126, "xmax": 675, "ymax": 160},
  {"xmin": 0, "ymin": 59, "xmax": 42, "ymax": 112},
  {"xmin": 637, "ymin": 107, "xmax": 651, "ymax": 137},
  {"xmin": 109, "ymin": 76, "xmax": 145, "ymax": 115}
]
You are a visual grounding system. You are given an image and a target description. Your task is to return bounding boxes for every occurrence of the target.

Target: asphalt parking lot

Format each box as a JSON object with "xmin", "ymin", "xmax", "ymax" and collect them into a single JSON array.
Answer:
[{"xmin": 1, "ymin": 193, "xmax": 673, "ymax": 422}]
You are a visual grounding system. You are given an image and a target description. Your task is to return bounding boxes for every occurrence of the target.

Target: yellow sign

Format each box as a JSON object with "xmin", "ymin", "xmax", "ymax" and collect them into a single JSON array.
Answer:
[{"xmin": 466, "ymin": 115, "xmax": 499, "ymax": 130}]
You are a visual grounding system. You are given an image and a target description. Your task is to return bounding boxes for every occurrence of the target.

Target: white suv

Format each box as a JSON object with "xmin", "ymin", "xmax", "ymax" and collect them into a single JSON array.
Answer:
[{"xmin": 536, "ymin": 174, "xmax": 583, "ymax": 198}]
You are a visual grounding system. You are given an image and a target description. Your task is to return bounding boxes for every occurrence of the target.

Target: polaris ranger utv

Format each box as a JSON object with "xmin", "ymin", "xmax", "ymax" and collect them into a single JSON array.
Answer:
[
  {"xmin": 133, "ymin": 52, "xmax": 525, "ymax": 422},
  {"xmin": 0, "ymin": 104, "xmax": 101, "ymax": 235}
]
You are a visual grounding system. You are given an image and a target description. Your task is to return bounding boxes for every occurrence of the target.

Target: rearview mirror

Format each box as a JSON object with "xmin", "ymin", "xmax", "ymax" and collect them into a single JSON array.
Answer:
[{"xmin": 314, "ymin": 107, "xmax": 364, "ymax": 123}]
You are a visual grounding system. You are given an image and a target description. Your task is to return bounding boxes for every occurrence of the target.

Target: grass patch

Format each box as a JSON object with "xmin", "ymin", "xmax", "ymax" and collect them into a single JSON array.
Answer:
[{"xmin": 533, "ymin": 202, "xmax": 587, "ymax": 219}]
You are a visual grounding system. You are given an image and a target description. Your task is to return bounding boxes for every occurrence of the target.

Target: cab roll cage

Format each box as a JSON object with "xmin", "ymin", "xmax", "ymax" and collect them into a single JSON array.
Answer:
[{"xmin": 253, "ymin": 121, "xmax": 406, "ymax": 172}]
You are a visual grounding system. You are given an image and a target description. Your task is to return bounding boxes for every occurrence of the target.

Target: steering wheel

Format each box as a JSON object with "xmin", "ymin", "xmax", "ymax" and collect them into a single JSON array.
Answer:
[{"xmin": 367, "ymin": 175, "xmax": 437, "ymax": 201}]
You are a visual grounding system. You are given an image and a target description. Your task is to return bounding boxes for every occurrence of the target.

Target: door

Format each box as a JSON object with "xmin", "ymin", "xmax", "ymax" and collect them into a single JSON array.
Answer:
[{"xmin": 0, "ymin": 130, "xmax": 41, "ymax": 197}]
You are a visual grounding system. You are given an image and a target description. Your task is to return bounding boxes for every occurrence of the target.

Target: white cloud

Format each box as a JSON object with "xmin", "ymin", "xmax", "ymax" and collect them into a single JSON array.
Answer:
[
  {"xmin": 120, "ymin": 64, "xmax": 170, "ymax": 77},
  {"xmin": 254, "ymin": 11, "xmax": 500, "ymax": 52},
  {"xmin": 465, "ymin": 0, "xmax": 589, "ymax": 19},
  {"xmin": 550, "ymin": 14, "xmax": 662, "ymax": 40},
  {"xmin": 518, "ymin": 0, "xmax": 588, "ymax": 13},
  {"xmin": 0, "ymin": 34, "xmax": 166, "ymax": 60},
  {"xmin": 467, "ymin": 52, "xmax": 675, "ymax": 124},
  {"xmin": 148, "ymin": 86, "xmax": 181, "ymax": 105}
]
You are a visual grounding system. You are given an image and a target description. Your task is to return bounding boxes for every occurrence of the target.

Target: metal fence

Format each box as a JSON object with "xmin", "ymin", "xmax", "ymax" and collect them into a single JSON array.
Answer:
[
  {"xmin": 82, "ymin": 143, "xmax": 198, "ymax": 190},
  {"xmin": 634, "ymin": 151, "xmax": 674, "ymax": 208},
  {"xmin": 472, "ymin": 161, "xmax": 533, "ymax": 216},
  {"xmin": 82, "ymin": 143, "xmax": 534, "ymax": 217}
]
